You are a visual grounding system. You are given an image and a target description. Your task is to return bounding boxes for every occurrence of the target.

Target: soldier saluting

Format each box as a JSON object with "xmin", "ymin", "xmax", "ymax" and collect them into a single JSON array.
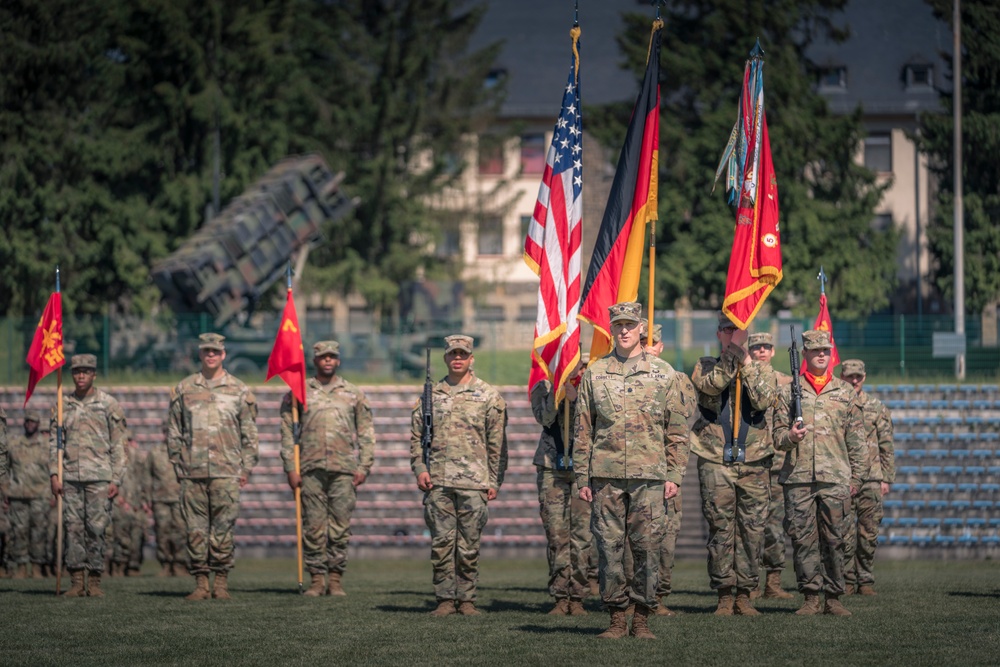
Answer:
[{"xmin": 409, "ymin": 334, "xmax": 508, "ymax": 617}]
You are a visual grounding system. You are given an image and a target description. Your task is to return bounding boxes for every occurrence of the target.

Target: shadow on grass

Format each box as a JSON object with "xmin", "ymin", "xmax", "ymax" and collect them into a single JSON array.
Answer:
[
  {"xmin": 384, "ymin": 589, "xmax": 433, "ymax": 596},
  {"xmin": 481, "ymin": 599, "xmax": 550, "ymax": 613},
  {"xmin": 516, "ymin": 623, "xmax": 597, "ymax": 636},
  {"xmin": 376, "ymin": 603, "xmax": 439, "ymax": 613},
  {"xmin": 478, "ymin": 585, "xmax": 547, "ymax": 594},
  {"xmin": 243, "ymin": 587, "xmax": 308, "ymax": 595},
  {"xmin": 672, "ymin": 588, "xmax": 717, "ymax": 597},
  {"xmin": 947, "ymin": 590, "xmax": 1000, "ymax": 599}
]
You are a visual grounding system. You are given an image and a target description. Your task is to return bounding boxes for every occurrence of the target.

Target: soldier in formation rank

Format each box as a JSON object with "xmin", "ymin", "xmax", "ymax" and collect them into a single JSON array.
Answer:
[
  {"xmin": 168, "ymin": 333, "xmax": 259, "ymax": 600},
  {"xmin": 282, "ymin": 340, "xmax": 375, "ymax": 597},
  {"xmin": 4, "ymin": 411, "xmax": 50, "ymax": 578},
  {"xmin": 691, "ymin": 314, "xmax": 778, "ymax": 616},
  {"xmin": 531, "ymin": 353, "xmax": 590, "ymax": 616},
  {"xmin": 50, "ymin": 354, "xmax": 127, "ymax": 597},
  {"xmin": 410, "ymin": 334, "xmax": 508, "ymax": 617},
  {"xmin": 575, "ymin": 302, "xmax": 689, "ymax": 640},
  {"xmin": 109, "ymin": 436, "xmax": 149, "ymax": 576},
  {"xmin": 747, "ymin": 332, "xmax": 795, "ymax": 600},
  {"xmin": 772, "ymin": 330, "xmax": 865, "ymax": 616},
  {"xmin": 147, "ymin": 426, "xmax": 185, "ymax": 576},
  {"xmin": 839, "ymin": 358, "xmax": 895, "ymax": 596}
]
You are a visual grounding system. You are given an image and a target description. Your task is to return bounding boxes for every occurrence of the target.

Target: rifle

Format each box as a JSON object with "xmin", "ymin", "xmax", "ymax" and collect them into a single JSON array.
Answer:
[
  {"xmin": 421, "ymin": 347, "xmax": 433, "ymax": 468},
  {"xmin": 788, "ymin": 325, "xmax": 804, "ymax": 426}
]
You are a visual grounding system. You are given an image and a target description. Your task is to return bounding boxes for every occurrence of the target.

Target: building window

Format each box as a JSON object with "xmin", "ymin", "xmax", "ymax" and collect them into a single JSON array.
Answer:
[
  {"xmin": 477, "ymin": 304, "xmax": 505, "ymax": 322},
  {"xmin": 478, "ymin": 138, "xmax": 504, "ymax": 175},
  {"xmin": 864, "ymin": 133, "xmax": 892, "ymax": 173},
  {"xmin": 520, "ymin": 133, "xmax": 546, "ymax": 174},
  {"xmin": 520, "ymin": 214, "xmax": 533, "ymax": 243},
  {"xmin": 817, "ymin": 65, "xmax": 847, "ymax": 91},
  {"xmin": 477, "ymin": 217, "xmax": 503, "ymax": 256},
  {"xmin": 518, "ymin": 304, "xmax": 537, "ymax": 322},
  {"xmin": 872, "ymin": 213, "xmax": 893, "ymax": 232},
  {"xmin": 484, "ymin": 68, "xmax": 507, "ymax": 90},
  {"xmin": 436, "ymin": 224, "xmax": 461, "ymax": 258},
  {"xmin": 905, "ymin": 63, "xmax": 934, "ymax": 89}
]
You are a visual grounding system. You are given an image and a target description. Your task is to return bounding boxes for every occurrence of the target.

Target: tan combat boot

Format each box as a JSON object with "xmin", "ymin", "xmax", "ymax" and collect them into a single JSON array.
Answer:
[
  {"xmin": 655, "ymin": 595, "xmax": 677, "ymax": 616},
  {"xmin": 547, "ymin": 598, "xmax": 570, "ymax": 615},
  {"xmin": 629, "ymin": 605, "xmax": 656, "ymax": 640},
  {"xmin": 87, "ymin": 572, "xmax": 105, "ymax": 598},
  {"xmin": 858, "ymin": 584, "xmax": 877, "ymax": 596},
  {"xmin": 734, "ymin": 590, "xmax": 761, "ymax": 616},
  {"xmin": 327, "ymin": 571, "xmax": 346, "ymax": 596},
  {"xmin": 750, "ymin": 587, "xmax": 762, "ymax": 600},
  {"xmin": 64, "ymin": 570, "xmax": 87, "ymax": 598},
  {"xmin": 568, "ymin": 599, "xmax": 588, "ymax": 616},
  {"xmin": 32, "ymin": 564, "xmax": 45, "ymax": 579},
  {"xmin": 171, "ymin": 562, "xmax": 186, "ymax": 577},
  {"xmin": 597, "ymin": 609, "xmax": 628, "ymax": 639},
  {"xmin": 824, "ymin": 594, "xmax": 852, "ymax": 616},
  {"xmin": 157, "ymin": 563, "xmax": 172, "ymax": 577},
  {"xmin": 714, "ymin": 589, "xmax": 734, "ymax": 616},
  {"xmin": 429, "ymin": 600, "xmax": 457, "ymax": 616},
  {"xmin": 185, "ymin": 574, "xmax": 211, "ymax": 601},
  {"xmin": 764, "ymin": 571, "xmax": 794, "ymax": 599},
  {"xmin": 842, "ymin": 583, "xmax": 855, "ymax": 596},
  {"xmin": 303, "ymin": 573, "xmax": 326, "ymax": 597},
  {"xmin": 457, "ymin": 601, "xmax": 481, "ymax": 616},
  {"xmin": 13, "ymin": 564, "xmax": 28, "ymax": 579},
  {"xmin": 588, "ymin": 577, "xmax": 600, "ymax": 597},
  {"xmin": 795, "ymin": 593, "xmax": 822, "ymax": 615},
  {"xmin": 212, "ymin": 572, "xmax": 231, "ymax": 600}
]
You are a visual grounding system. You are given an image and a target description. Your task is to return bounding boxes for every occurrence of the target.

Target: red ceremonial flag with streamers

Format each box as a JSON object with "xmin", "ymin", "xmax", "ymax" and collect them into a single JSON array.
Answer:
[
  {"xmin": 801, "ymin": 292, "xmax": 841, "ymax": 372},
  {"xmin": 266, "ymin": 288, "xmax": 307, "ymax": 409},
  {"xmin": 25, "ymin": 292, "xmax": 64, "ymax": 406}
]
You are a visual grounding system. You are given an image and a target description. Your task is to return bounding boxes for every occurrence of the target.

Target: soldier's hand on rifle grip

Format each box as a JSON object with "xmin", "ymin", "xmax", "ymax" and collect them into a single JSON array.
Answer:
[
  {"xmin": 287, "ymin": 471, "xmax": 302, "ymax": 490},
  {"xmin": 664, "ymin": 482, "xmax": 678, "ymax": 499},
  {"xmin": 789, "ymin": 422, "xmax": 807, "ymax": 443},
  {"xmin": 50, "ymin": 475, "xmax": 63, "ymax": 497},
  {"xmin": 579, "ymin": 486, "xmax": 593, "ymax": 502},
  {"xmin": 417, "ymin": 471, "xmax": 433, "ymax": 492}
]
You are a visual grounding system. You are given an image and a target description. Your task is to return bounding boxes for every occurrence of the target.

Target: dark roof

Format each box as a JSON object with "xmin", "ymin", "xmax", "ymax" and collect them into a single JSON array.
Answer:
[{"xmin": 470, "ymin": 0, "xmax": 948, "ymax": 119}]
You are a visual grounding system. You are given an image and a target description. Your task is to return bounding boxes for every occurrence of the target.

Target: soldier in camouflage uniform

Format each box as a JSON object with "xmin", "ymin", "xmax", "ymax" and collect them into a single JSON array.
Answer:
[
  {"xmin": 4, "ymin": 412, "xmax": 51, "ymax": 578},
  {"xmin": 110, "ymin": 437, "xmax": 149, "ymax": 575},
  {"xmin": 747, "ymin": 332, "xmax": 795, "ymax": 600},
  {"xmin": 0, "ymin": 405, "xmax": 6, "ymax": 577},
  {"xmin": 0, "ymin": 405, "xmax": 7, "ymax": 479},
  {"xmin": 49, "ymin": 354, "xmax": 127, "ymax": 597},
  {"xmin": 168, "ymin": 333, "xmax": 259, "ymax": 601},
  {"xmin": 410, "ymin": 334, "xmax": 508, "ymax": 617},
  {"xmin": 147, "ymin": 426, "xmax": 185, "ymax": 576},
  {"xmin": 773, "ymin": 330, "xmax": 865, "ymax": 617},
  {"xmin": 691, "ymin": 314, "xmax": 778, "ymax": 616},
  {"xmin": 839, "ymin": 359, "xmax": 895, "ymax": 596},
  {"xmin": 575, "ymin": 303, "xmax": 689, "ymax": 640},
  {"xmin": 531, "ymin": 353, "xmax": 589, "ymax": 616},
  {"xmin": 282, "ymin": 340, "xmax": 375, "ymax": 597}
]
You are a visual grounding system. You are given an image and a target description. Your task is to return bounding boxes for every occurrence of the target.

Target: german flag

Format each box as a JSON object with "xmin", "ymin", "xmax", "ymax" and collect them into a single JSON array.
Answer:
[{"xmin": 577, "ymin": 21, "xmax": 661, "ymax": 361}]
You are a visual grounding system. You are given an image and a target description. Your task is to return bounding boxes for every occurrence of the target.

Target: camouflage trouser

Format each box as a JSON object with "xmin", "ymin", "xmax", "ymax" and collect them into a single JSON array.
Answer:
[
  {"xmin": 844, "ymin": 481, "xmax": 883, "ymax": 587},
  {"xmin": 591, "ymin": 477, "xmax": 665, "ymax": 610},
  {"xmin": 152, "ymin": 502, "xmax": 186, "ymax": 565},
  {"xmin": 536, "ymin": 467, "xmax": 592, "ymax": 600},
  {"xmin": 587, "ymin": 536, "xmax": 599, "ymax": 581},
  {"xmin": 657, "ymin": 489, "xmax": 682, "ymax": 597},
  {"xmin": 423, "ymin": 486, "xmax": 489, "ymax": 603},
  {"xmin": 62, "ymin": 481, "xmax": 112, "ymax": 572},
  {"xmin": 784, "ymin": 482, "xmax": 851, "ymax": 595},
  {"xmin": 762, "ymin": 470, "xmax": 788, "ymax": 572},
  {"xmin": 111, "ymin": 503, "xmax": 146, "ymax": 569},
  {"xmin": 181, "ymin": 478, "xmax": 241, "ymax": 575},
  {"xmin": 697, "ymin": 458, "xmax": 770, "ymax": 591},
  {"xmin": 7, "ymin": 497, "xmax": 50, "ymax": 565},
  {"xmin": 302, "ymin": 470, "xmax": 357, "ymax": 575}
]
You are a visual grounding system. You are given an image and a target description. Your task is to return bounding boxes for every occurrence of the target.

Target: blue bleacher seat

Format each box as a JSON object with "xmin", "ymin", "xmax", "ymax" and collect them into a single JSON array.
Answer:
[
  {"xmin": 886, "ymin": 399, "xmax": 907, "ymax": 410},
  {"xmin": 934, "ymin": 535, "xmax": 956, "ymax": 544},
  {"xmin": 988, "ymin": 517, "xmax": 1000, "ymax": 527},
  {"xmin": 943, "ymin": 517, "xmax": 964, "ymax": 527},
  {"xmin": 957, "ymin": 535, "xmax": 979, "ymax": 545},
  {"xmin": 898, "ymin": 517, "xmax": 919, "ymax": 527},
  {"xmin": 972, "ymin": 449, "xmax": 994, "ymax": 459},
  {"xmin": 966, "ymin": 517, "xmax": 986, "ymax": 527},
  {"xmin": 981, "ymin": 433, "xmax": 999, "ymax": 442},
  {"xmin": 882, "ymin": 517, "xmax": 896, "ymax": 527},
  {"xmin": 930, "ymin": 400, "xmax": 949, "ymax": 410},
  {"xmin": 912, "ymin": 535, "xmax": 932, "ymax": 545},
  {"xmin": 894, "ymin": 483, "xmax": 911, "ymax": 493},
  {"xmin": 952, "ymin": 500, "xmax": 972, "ymax": 511},
  {"xmin": 898, "ymin": 384, "xmax": 915, "ymax": 392},
  {"xmin": 981, "ymin": 384, "xmax": 999, "ymax": 393},
  {"xmin": 889, "ymin": 534, "xmax": 911, "ymax": 545},
  {"xmin": 896, "ymin": 433, "xmax": 914, "ymax": 443},
  {"xmin": 898, "ymin": 466, "xmax": 920, "ymax": 476},
  {"xmin": 928, "ymin": 500, "xmax": 949, "ymax": 510},
  {"xmin": 938, "ymin": 433, "xmax": 956, "ymax": 443},
  {"xmin": 958, "ymin": 483, "xmax": 978, "ymax": 493},
  {"xmin": 943, "ymin": 416, "xmax": 963, "ymax": 427},
  {"xmin": 974, "ymin": 500, "xmax": 995, "ymax": 510},
  {"xmin": 957, "ymin": 433, "xmax": 978, "ymax": 443},
  {"xmin": 922, "ymin": 416, "xmax": 943, "ymax": 426},
  {"xmin": 988, "ymin": 466, "xmax": 1000, "ymax": 476},
  {"xmin": 935, "ymin": 483, "xmax": 956, "ymax": 493},
  {"xmin": 920, "ymin": 517, "xmax": 941, "ymax": 527},
  {"xmin": 884, "ymin": 499, "xmax": 904, "ymax": 509},
  {"xmin": 929, "ymin": 449, "xmax": 949, "ymax": 459},
  {"xmin": 876, "ymin": 384, "xmax": 896, "ymax": 394},
  {"xmin": 940, "ymin": 384, "xmax": 958, "ymax": 393},
  {"xmin": 966, "ymin": 466, "xmax": 986, "ymax": 476},
  {"xmin": 918, "ymin": 384, "xmax": 937, "ymax": 393},
  {"xmin": 952, "ymin": 448, "xmax": 970, "ymax": 458},
  {"xmin": 972, "ymin": 400, "xmax": 992, "ymax": 410},
  {"xmin": 981, "ymin": 483, "xmax": 1000, "ymax": 492},
  {"xmin": 914, "ymin": 482, "xmax": 934, "ymax": 493},
  {"xmin": 951, "ymin": 399, "xmax": 971, "ymax": 410},
  {"xmin": 906, "ymin": 500, "xmax": 926, "ymax": 510},
  {"xmin": 909, "ymin": 400, "xmax": 929, "ymax": 410},
  {"xmin": 964, "ymin": 416, "xmax": 984, "ymax": 426},
  {"xmin": 981, "ymin": 535, "xmax": 1000, "ymax": 545},
  {"xmin": 942, "ymin": 466, "xmax": 964, "ymax": 476},
  {"xmin": 898, "ymin": 416, "xmax": 919, "ymax": 427},
  {"xmin": 922, "ymin": 466, "xmax": 942, "ymax": 475},
  {"xmin": 904, "ymin": 447, "xmax": 922, "ymax": 458},
  {"xmin": 877, "ymin": 535, "xmax": 887, "ymax": 544}
]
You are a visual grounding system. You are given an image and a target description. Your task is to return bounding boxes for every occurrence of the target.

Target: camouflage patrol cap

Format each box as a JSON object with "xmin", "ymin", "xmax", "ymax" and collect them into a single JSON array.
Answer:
[
  {"xmin": 650, "ymin": 324, "xmax": 663, "ymax": 344},
  {"xmin": 841, "ymin": 359, "xmax": 866, "ymax": 376},
  {"xmin": 748, "ymin": 332, "xmax": 774, "ymax": 348},
  {"xmin": 444, "ymin": 334, "xmax": 474, "ymax": 354},
  {"xmin": 24, "ymin": 410, "xmax": 41, "ymax": 423},
  {"xmin": 313, "ymin": 340, "xmax": 340, "ymax": 357},
  {"xmin": 70, "ymin": 354, "xmax": 97, "ymax": 370},
  {"xmin": 718, "ymin": 312, "xmax": 736, "ymax": 331},
  {"xmin": 802, "ymin": 329, "xmax": 833, "ymax": 350},
  {"xmin": 609, "ymin": 301, "xmax": 642, "ymax": 324},
  {"xmin": 198, "ymin": 332, "xmax": 226, "ymax": 351}
]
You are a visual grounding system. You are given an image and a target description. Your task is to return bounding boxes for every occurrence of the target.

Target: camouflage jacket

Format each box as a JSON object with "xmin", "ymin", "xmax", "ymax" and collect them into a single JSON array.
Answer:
[
  {"xmin": 858, "ymin": 390, "xmax": 896, "ymax": 483},
  {"xmin": 773, "ymin": 376, "xmax": 866, "ymax": 487},
  {"xmin": 670, "ymin": 370, "xmax": 697, "ymax": 482},
  {"xmin": 280, "ymin": 376, "xmax": 375, "ymax": 476},
  {"xmin": 574, "ymin": 352, "xmax": 689, "ymax": 485},
  {"xmin": 766, "ymin": 370, "xmax": 793, "ymax": 472},
  {"xmin": 409, "ymin": 375, "xmax": 508, "ymax": 491},
  {"xmin": 530, "ymin": 379, "xmax": 578, "ymax": 470},
  {"xmin": 118, "ymin": 447, "xmax": 150, "ymax": 508},
  {"xmin": 147, "ymin": 443, "xmax": 181, "ymax": 503},
  {"xmin": 167, "ymin": 372, "xmax": 259, "ymax": 480},
  {"xmin": 49, "ymin": 388, "xmax": 127, "ymax": 485},
  {"xmin": 690, "ymin": 345, "xmax": 778, "ymax": 465},
  {"xmin": 0, "ymin": 405, "xmax": 7, "ymax": 479},
  {"xmin": 5, "ymin": 432, "xmax": 49, "ymax": 499}
]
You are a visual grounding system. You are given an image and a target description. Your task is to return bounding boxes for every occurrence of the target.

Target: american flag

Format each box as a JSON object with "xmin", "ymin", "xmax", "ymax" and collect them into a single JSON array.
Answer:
[{"xmin": 523, "ymin": 37, "xmax": 583, "ymax": 402}]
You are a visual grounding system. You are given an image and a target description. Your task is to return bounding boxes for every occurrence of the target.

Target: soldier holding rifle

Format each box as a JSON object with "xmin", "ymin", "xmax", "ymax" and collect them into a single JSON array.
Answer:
[
  {"xmin": 410, "ymin": 335, "xmax": 508, "ymax": 617},
  {"xmin": 773, "ymin": 329, "xmax": 865, "ymax": 616},
  {"xmin": 281, "ymin": 340, "xmax": 374, "ymax": 597}
]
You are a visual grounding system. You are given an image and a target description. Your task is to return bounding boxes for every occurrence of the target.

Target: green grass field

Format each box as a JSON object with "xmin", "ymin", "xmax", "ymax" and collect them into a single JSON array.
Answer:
[{"xmin": 1, "ymin": 558, "xmax": 998, "ymax": 666}]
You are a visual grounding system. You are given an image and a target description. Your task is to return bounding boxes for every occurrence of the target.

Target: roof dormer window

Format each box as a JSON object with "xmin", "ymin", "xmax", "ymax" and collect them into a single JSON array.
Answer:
[
  {"xmin": 818, "ymin": 65, "xmax": 847, "ymax": 92},
  {"xmin": 905, "ymin": 63, "xmax": 934, "ymax": 90}
]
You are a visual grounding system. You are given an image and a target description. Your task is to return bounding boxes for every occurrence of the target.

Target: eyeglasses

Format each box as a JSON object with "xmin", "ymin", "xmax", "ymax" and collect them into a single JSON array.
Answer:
[
  {"xmin": 612, "ymin": 321, "xmax": 640, "ymax": 331},
  {"xmin": 201, "ymin": 349, "xmax": 222, "ymax": 357},
  {"xmin": 719, "ymin": 326, "xmax": 737, "ymax": 334}
]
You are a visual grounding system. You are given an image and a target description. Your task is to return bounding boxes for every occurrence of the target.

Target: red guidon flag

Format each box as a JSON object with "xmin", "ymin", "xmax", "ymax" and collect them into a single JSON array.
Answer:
[
  {"xmin": 266, "ymin": 288, "xmax": 307, "ymax": 409},
  {"xmin": 577, "ymin": 21, "xmax": 661, "ymax": 360},
  {"xmin": 25, "ymin": 292, "xmax": 64, "ymax": 406},
  {"xmin": 801, "ymin": 292, "xmax": 841, "ymax": 372},
  {"xmin": 717, "ymin": 44, "xmax": 782, "ymax": 329},
  {"xmin": 524, "ymin": 24, "xmax": 583, "ymax": 402}
]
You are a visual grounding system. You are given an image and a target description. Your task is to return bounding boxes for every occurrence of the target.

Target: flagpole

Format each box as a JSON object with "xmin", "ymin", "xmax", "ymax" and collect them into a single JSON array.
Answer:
[
  {"xmin": 54, "ymin": 267, "xmax": 64, "ymax": 596},
  {"xmin": 292, "ymin": 394, "xmax": 304, "ymax": 594}
]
